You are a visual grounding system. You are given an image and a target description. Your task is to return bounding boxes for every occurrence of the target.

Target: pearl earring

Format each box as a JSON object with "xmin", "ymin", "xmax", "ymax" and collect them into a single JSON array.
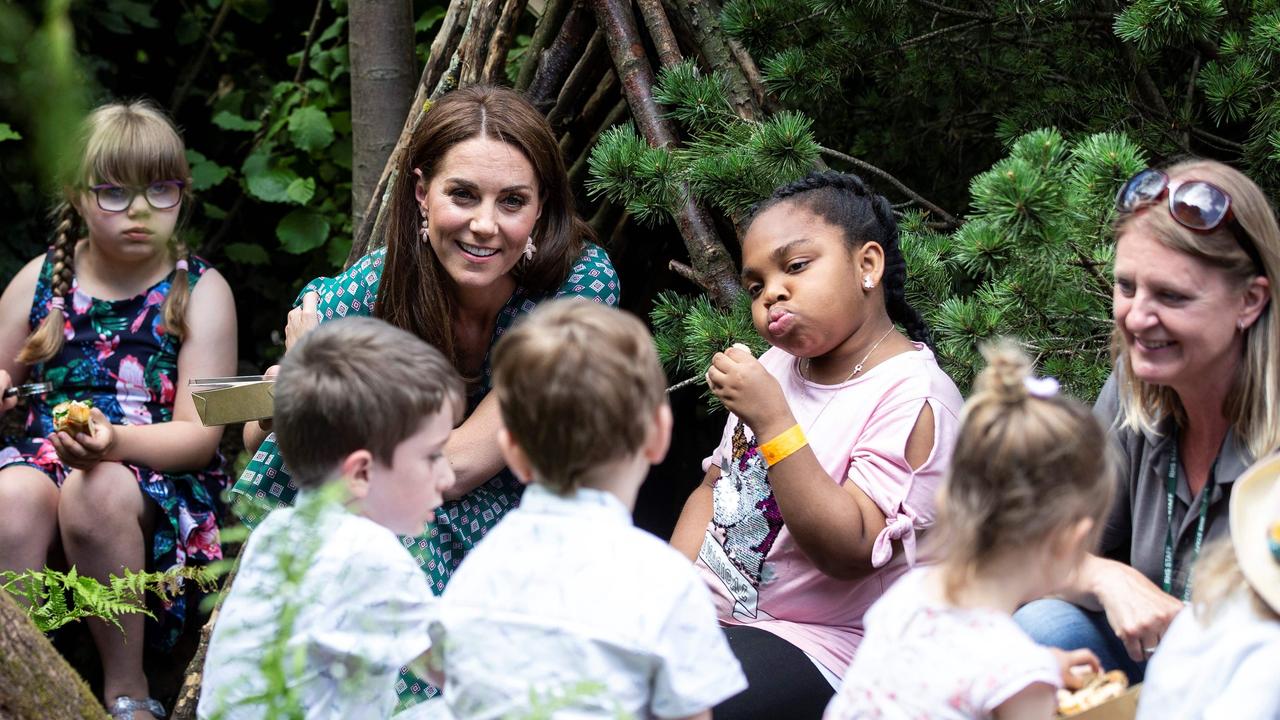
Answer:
[
  {"xmin": 523, "ymin": 236, "xmax": 537, "ymax": 261},
  {"xmin": 863, "ymin": 276, "xmax": 874, "ymax": 289}
]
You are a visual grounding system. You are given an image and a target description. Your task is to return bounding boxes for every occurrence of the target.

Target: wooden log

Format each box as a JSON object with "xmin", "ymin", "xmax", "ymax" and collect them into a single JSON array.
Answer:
[
  {"xmin": 515, "ymin": 0, "xmax": 573, "ymax": 90},
  {"xmin": 482, "ymin": 0, "xmax": 531, "ymax": 84},
  {"xmin": 0, "ymin": 591, "xmax": 108, "ymax": 719},
  {"xmin": 458, "ymin": 0, "xmax": 505, "ymax": 85},
  {"xmin": 546, "ymin": 29, "xmax": 609, "ymax": 132},
  {"xmin": 591, "ymin": 0, "xmax": 742, "ymax": 306},
  {"xmin": 526, "ymin": 0, "xmax": 595, "ymax": 114},
  {"xmin": 636, "ymin": 0, "xmax": 683, "ymax": 69},
  {"xmin": 168, "ymin": 566, "xmax": 238, "ymax": 720},
  {"xmin": 568, "ymin": 96, "xmax": 627, "ymax": 185},
  {"xmin": 559, "ymin": 69, "xmax": 619, "ymax": 162}
]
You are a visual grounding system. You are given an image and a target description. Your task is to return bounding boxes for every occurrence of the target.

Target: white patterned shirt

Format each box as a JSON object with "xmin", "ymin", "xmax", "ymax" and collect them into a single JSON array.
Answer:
[
  {"xmin": 199, "ymin": 497, "xmax": 436, "ymax": 720},
  {"xmin": 431, "ymin": 484, "xmax": 747, "ymax": 719}
]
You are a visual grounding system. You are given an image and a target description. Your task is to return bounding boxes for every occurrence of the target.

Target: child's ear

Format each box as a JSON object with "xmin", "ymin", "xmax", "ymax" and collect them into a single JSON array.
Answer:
[
  {"xmin": 340, "ymin": 449, "xmax": 375, "ymax": 500},
  {"xmin": 857, "ymin": 241, "xmax": 886, "ymax": 287},
  {"xmin": 496, "ymin": 426, "xmax": 535, "ymax": 485},
  {"xmin": 645, "ymin": 403, "xmax": 674, "ymax": 465}
]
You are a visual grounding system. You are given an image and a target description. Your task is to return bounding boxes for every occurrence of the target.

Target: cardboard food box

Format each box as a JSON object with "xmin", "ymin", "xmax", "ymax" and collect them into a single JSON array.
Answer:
[
  {"xmin": 190, "ymin": 381, "xmax": 275, "ymax": 426},
  {"xmin": 1059, "ymin": 684, "xmax": 1141, "ymax": 720}
]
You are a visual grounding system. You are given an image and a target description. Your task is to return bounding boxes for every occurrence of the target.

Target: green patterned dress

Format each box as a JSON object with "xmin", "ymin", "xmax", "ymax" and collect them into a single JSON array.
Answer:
[{"xmin": 228, "ymin": 243, "xmax": 618, "ymax": 710}]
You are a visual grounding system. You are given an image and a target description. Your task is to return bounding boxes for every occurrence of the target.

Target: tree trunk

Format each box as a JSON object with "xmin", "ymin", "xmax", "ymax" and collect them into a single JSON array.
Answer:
[
  {"xmin": 349, "ymin": 0, "xmax": 417, "ymax": 235},
  {"xmin": 0, "ymin": 591, "xmax": 108, "ymax": 719}
]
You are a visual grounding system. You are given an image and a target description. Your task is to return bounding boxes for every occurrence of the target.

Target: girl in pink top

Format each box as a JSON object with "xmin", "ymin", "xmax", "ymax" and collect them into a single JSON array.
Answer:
[
  {"xmin": 825, "ymin": 342, "xmax": 1112, "ymax": 719},
  {"xmin": 670, "ymin": 171, "xmax": 964, "ymax": 719}
]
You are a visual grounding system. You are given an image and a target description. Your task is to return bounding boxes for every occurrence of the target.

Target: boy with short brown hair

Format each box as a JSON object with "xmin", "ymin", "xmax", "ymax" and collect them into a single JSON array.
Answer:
[{"xmin": 429, "ymin": 298, "xmax": 746, "ymax": 720}]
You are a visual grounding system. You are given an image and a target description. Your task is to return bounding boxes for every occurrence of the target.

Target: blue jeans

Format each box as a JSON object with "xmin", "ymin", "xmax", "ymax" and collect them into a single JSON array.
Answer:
[{"xmin": 1013, "ymin": 598, "xmax": 1146, "ymax": 684}]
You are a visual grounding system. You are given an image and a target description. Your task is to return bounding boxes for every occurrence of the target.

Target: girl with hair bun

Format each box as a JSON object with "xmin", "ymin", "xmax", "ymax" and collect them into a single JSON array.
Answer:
[
  {"xmin": 0, "ymin": 100, "xmax": 237, "ymax": 720},
  {"xmin": 826, "ymin": 341, "xmax": 1113, "ymax": 720},
  {"xmin": 671, "ymin": 171, "xmax": 964, "ymax": 718}
]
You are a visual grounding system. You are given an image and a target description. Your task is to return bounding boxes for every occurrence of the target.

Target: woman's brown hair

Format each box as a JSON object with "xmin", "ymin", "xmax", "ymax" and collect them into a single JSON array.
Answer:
[
  {"xmin": 933, "ymin": 340, "xmax": 1114, "ymax": 600},
  {"xmin": 18, "ymin": 100, "xmax": 193, "ymax": 364},
  {"xmin": 376, "ymin": 84, "xmax": 593, "ymax": 372}
]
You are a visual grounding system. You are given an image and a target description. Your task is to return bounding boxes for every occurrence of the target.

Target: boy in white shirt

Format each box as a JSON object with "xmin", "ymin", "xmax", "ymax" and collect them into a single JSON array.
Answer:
[
  {"xmin": 428, "ymin": 298, "xmax": 748, "ymax": 720},
  {"xmin": 199, "ymin": 317, "xmax": 463, "ymax": 720}
]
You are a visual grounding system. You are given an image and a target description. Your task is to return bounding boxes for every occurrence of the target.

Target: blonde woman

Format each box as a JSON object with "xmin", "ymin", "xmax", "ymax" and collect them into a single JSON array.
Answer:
[{"xmin": 1015, "ymin": 159, "xmax": 1280, "ymax": 683}]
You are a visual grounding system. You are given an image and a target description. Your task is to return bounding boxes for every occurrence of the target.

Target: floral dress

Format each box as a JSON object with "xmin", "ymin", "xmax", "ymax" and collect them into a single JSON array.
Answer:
[
  {"xmin": 0, "ymin": 250, "xmax": 229, "ymax": 650},
  {"xmin": 229, "ymin": 242, "xmax": 619, "ymax": 711}
]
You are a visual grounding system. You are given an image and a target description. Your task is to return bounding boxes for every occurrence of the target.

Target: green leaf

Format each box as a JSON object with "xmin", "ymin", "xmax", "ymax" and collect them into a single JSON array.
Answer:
[
  {"xmin": 186, "ymin": 149, "xmax": 230, "ymax": 191},
  {"xmin": 242, "ymin": 151, "xmax": 299, "ymax": 203},
  {"xmin": 416, "ymin": 6, "xmax": 446, "ymax": 32},
  {"xmin": 0, "ymin": 122, "xmax": 20, "ymax": 142},
  {"xmin": 212, "ymin": 110, "xmax": 262, "ymax": 132},
  {"xmin": 288, "ymin": 106, "xmax": 335, "ymax": 152},
  {"xmin": 276, "ymin": 210, "xmax": 331, "ymax": 254},
  {"xmin": 285, "ymin": 176, "xmax": 316, "ymax": 205},
  {"xmin": 225, "ymin": 242, "xmax": 270, "ymax": 265}
]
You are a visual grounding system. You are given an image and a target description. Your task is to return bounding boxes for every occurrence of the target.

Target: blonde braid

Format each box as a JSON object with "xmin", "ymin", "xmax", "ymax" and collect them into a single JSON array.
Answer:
[
  {"xmin": 17, "ymin": 203, "xmax": 79, "ymax": 364},
  {"xmin": 160, "ymin": 241, "xmax": 190, "ymax": 340}
]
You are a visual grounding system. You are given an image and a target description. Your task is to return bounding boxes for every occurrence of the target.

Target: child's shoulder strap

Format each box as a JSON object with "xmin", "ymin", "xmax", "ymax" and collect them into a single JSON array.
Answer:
[{"xmin": 183, "ymin": 254, "xmax": 216, "ymax": 287}]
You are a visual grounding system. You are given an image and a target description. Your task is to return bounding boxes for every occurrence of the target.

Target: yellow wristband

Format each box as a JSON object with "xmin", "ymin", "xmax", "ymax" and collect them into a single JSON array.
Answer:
[{"xmin": 759, "ymin": 424, "xmax": 807, "ymax": 467}]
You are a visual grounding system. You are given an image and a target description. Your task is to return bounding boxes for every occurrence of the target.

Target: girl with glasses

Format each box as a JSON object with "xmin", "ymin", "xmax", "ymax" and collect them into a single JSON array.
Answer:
[
  {"xmin": 1015, "ymin": 159, "xmax": 1280, "ymax": 685},
  {"xmin": 0, "ymin": 100, "xmax": 237, "ymax": 720}
]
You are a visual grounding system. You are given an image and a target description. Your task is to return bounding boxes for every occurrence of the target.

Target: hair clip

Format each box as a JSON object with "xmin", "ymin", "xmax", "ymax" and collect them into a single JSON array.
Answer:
[
  {"xmin": 175, "ymin": 258, "xmax": 189, "ymax": 272},
  {"xmin": 47, "ymin": 296, "xmax": 66, "ymax": 312},
  {"xmin": 1023, "ymin": 375, "xmax": 1059, "ymax": 398}
]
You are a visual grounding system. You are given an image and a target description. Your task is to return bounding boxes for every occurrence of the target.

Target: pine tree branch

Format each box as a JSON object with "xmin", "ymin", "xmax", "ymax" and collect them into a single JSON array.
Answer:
[
  {"xmin": 1181, "ymin": 50, "xmax": 1201, "ymax": 151},
  {"xmin": 728, "ymin": 37, "xmax": 772, "ymax": 111},
  {"xmin": 1068, "ymin": 244, "xmax": 1114, "ymax": 298},
  {"xmin": 517, "ymin": 0, "xmax": 572, "ymax": 90},
  {"xmin": 873, "ymin": 18, "xmax": 989, "ymax": 59},
  {"xmin": 592, "ymin": 0, "xmax": 743, "ymax": 306},
  {"xmin": 819, "ymin": 146, "xmax": 962, "ymax": 229},
  {"xmin": 667, "ymin": 373, "xmax": 705, "ymax": 393},
  {"xmin": 912, "ymin": 0, "xmax": 993, "ymax": 21},
  {"xmin": 663, "ymin": 0, "xmax": 763, "ymax": 119},
  {"xmin": 1190, "ymin": 127, "xmax": 1244, "ymax": 153},
  {"xmin": 668, "ymin": 259, "xmax": 712, "ymax": 290}
]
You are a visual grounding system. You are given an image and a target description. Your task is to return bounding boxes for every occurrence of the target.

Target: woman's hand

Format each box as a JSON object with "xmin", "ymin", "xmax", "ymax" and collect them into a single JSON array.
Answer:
[
  {"xmin": 0, "ymin": 370, "xmax": 17, "ymax": 416},
  {"xmin": 705, "ymin": 344, "xmax": 793, "ymax": 440},
  {"xmin": 1092, "ymin": 559, "xmax": 1184, "ymax": 662},
  {"xmin": 1048, "ymin": 647, "xmax": 1103, "ymax": 690},
  {"xmin": 285, "ymin": 291, "xmax": 321, "ymax": 351},
  {"xmin": 49, "ymin": 407, "xmax": 115, "ymax": 471}
]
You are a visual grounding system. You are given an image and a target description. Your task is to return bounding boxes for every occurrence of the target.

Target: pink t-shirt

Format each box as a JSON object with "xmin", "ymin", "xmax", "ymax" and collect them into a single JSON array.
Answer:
[
  {"xmin": 696, "ymin": 344, "xmax": 963, "ymax": 680},
  {"xmin": 824, "ymin": 568, "xmax": 1061, "ymax": 720}
]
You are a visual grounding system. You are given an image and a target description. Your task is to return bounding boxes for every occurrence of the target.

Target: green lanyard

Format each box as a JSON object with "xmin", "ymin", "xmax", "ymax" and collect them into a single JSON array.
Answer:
[{"xmin": 1162, "ymin": 435, "xmax": 1212, "ymax": 602}]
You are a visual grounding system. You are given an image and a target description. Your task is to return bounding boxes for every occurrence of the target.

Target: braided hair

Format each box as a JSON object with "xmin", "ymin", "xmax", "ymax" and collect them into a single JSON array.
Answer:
[
  {"xmin": 17, "ymin": 100, "xmax": 193, "ymax": 364},
  {"xmin": 745, "ymin": 171, "xmax": 933, "ymax": 346}
]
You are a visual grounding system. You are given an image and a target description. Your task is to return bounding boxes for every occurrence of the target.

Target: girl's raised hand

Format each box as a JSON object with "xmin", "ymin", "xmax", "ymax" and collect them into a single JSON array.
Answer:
[
  {"xmin": 48, "ymin": 407, "xmax": 115, "ymax": 470},
  {"xmin": 285, "ymin": 291, "xmax": 322, "ymax": 351},
  {"xmin": 706, "ymin": 344, "xmax": 793, "ymax": 438}
]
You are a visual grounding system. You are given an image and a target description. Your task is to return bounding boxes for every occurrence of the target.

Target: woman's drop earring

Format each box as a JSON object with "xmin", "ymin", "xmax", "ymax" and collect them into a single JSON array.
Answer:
[
  {"xmin": 523, "ymin": 236, "xmax": 537, "ymax": 261},
  {"xmin": 863, "ymin": 276, "xmax": 874, "ymax": 289},
  {"xmin": 419, "ymin": 208, "xmax": 430, "ymax": 243}
]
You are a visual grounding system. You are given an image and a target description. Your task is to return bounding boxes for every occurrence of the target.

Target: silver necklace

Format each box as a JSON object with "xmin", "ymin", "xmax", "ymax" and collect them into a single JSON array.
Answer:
[{"xmin": 801, "ymin": 326, "xmax": 896, "ymax": 430}]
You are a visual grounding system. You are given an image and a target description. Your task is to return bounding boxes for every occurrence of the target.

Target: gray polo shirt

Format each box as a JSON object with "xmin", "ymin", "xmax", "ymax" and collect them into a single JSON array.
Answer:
[{"xmin": 1093, "ymin": 374, "xmax": 1251, "ymax": 600}]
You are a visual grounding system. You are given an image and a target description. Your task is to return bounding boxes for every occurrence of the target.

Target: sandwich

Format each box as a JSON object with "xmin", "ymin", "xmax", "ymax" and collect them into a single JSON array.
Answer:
[
  {"xmin": 52, "ymin": 400, "xmax": 93, "ymax": 436},
  {"xmin": 1056, "ymin": 669, "xmax": 1128, "ymax": 716}
]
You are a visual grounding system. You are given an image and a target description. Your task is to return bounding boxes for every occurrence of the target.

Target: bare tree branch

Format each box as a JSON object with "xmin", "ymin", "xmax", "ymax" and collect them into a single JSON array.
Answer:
[{"xmin": 819, "ymin": 146, "xmax": 962, "ymax": 228}]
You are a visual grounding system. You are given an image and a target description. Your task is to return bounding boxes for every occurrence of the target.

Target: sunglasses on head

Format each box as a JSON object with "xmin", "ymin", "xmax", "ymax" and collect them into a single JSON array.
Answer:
[{"xmin": 1116, "ymin": 168, "xmax": 1265, "ymax": 274}]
